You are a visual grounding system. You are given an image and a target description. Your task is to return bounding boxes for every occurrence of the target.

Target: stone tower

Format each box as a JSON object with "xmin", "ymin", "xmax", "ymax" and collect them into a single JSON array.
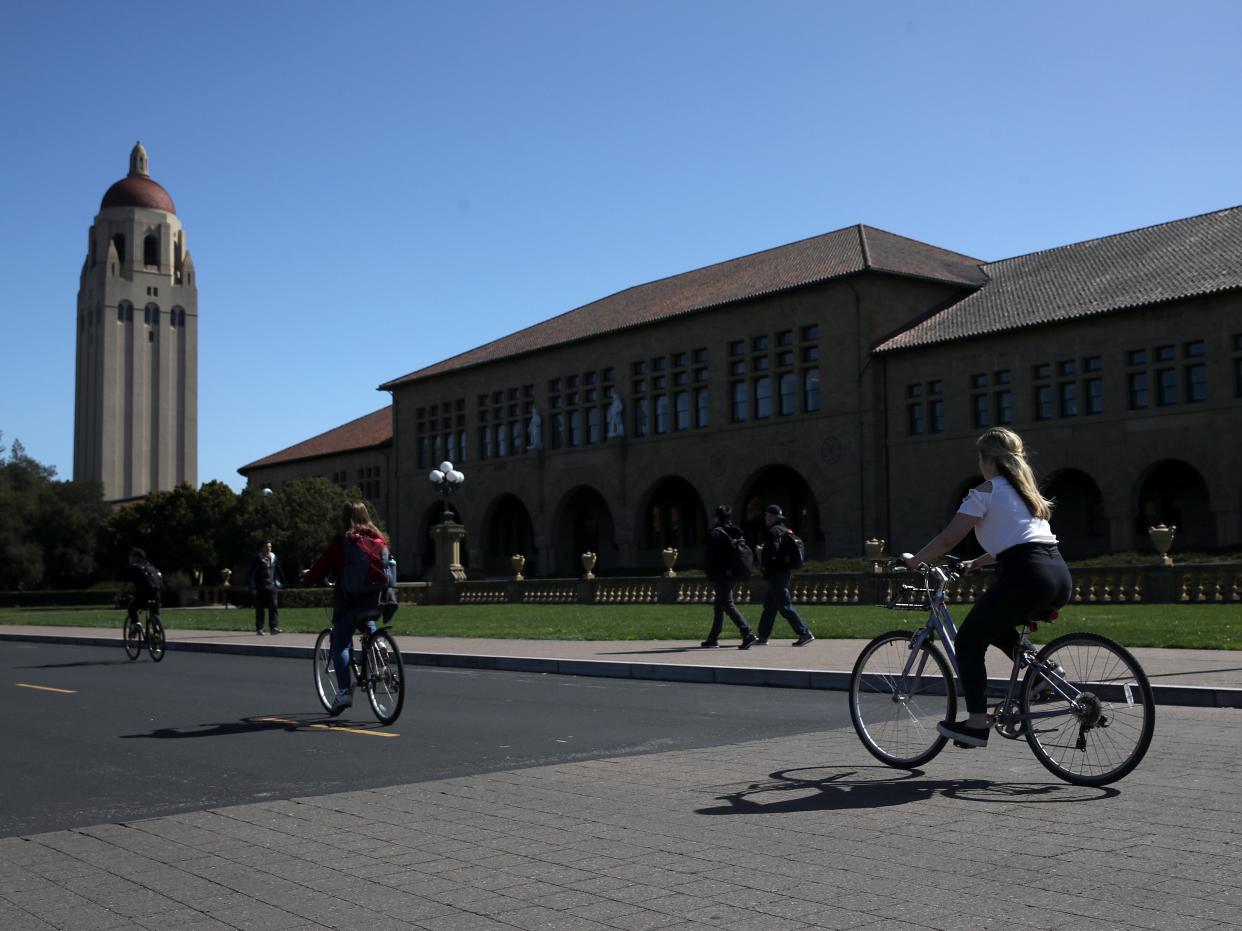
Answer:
[{"xmin": 73, "ymin": 142, "xmax": 198, "ymax": 500}]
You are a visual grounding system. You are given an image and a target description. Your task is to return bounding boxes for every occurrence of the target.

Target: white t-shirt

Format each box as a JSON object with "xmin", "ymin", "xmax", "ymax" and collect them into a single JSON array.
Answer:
[{"xmin": 957, "ymin": 475, "xmax": 1057, "ymax": 556}]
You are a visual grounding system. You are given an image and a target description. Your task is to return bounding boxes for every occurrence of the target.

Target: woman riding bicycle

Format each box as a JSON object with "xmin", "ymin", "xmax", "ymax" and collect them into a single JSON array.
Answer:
[
  {"xmin": 302, "ymin": 501, "xmax": 394, "ymax": 713},
  {"xmin": 902, "ymin": 427, "xmax": 1072, "ymax": 748}
]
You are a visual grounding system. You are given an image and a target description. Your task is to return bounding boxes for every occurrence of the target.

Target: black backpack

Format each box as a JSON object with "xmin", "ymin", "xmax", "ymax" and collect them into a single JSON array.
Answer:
[
  {"xmin": 730, "ymin": 535, "xmax": 755, "ymax": 579},
  {"xmin": 782, "ymin": 529, "xmax": 806, "ymax": 570},
  {"xmin": 140, "ymin": 562, "xmax": 163, "ymax": 592}
]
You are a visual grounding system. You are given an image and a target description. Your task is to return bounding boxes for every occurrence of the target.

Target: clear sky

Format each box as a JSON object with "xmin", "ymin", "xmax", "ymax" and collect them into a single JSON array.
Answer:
[{"xmin": 3, "ymin": 1, "xmax": 1240, "ymax": 491}]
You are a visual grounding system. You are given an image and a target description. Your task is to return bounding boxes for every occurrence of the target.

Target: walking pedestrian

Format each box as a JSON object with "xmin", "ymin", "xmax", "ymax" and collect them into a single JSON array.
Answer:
[
  {"xmin": 701, "ymin": 506, "xmax": 757, "ymax": 649},
  {"xmin": 247, "ymin": 540, "xmax": 285, "ymax": 635},
  {"xmin": 752, "ymin": 505, "xmax": 814, "ymax": 647}
]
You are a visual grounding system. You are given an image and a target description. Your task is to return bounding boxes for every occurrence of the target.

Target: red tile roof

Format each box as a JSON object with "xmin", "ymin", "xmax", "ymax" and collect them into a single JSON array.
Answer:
[
  {"xmin": 379, "ymin": 225, "xmax": 986, "ymax": 388},
  {"xmin": 238, "ymin": 406, "xmax": 391, "ymax": 474}
]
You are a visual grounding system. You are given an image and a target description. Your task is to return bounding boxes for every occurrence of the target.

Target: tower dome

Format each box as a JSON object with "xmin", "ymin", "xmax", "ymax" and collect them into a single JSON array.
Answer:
[{"xmin": 100, "ymin": 141, "xmax": 176, "ymax": 213}]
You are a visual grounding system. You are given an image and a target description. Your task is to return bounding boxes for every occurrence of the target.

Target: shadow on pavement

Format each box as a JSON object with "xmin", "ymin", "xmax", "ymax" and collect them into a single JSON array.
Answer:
[
  {"xmin": 598, "ymin": 646, "xmax": 712, "ymax": 655},
  {"xmin": 119, "ymin": 713, "xmax": 390, "ymax": 740},
  {"xmin": 18, "ymin": 659, "xmax": 137, "ymax": 669},
  {"xmin": 696, "ymin": 764, "xmax": 1114, "ymax": 814}
]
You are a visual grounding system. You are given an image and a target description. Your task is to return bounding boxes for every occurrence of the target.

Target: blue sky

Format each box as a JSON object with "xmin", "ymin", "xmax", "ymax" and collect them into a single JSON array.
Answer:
[{"xmin": 3, "ymin": 1, "xmax": 1241, "ymax": 490}]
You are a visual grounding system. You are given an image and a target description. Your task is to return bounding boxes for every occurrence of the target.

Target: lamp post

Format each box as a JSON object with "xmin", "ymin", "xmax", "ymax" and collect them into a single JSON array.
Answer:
[{"xmin": 428, "ymin": 461, "xmax": 465, "ymax": 523}]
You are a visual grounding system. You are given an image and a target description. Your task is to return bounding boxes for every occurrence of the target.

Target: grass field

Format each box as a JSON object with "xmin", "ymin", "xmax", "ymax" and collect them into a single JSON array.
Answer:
[{"xmin": 1, "ymin": 602, "xmax": 1239, "ymax": 650}]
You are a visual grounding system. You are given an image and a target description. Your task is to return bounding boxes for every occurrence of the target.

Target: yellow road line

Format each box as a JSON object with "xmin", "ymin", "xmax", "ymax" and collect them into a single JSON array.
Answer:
[
  {"xmin": 258, "ymin": 716, "xmax": 398, "ymax": 738},
  {"xmin": 16, "ymin": 683, "xmax": 77, "ymax": 695}
]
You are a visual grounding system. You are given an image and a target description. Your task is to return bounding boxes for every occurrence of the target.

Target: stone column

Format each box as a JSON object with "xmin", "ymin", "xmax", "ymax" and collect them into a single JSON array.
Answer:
[{"xmin": 428, "ymin": 521, "xmax": 466, "ymax": 602}]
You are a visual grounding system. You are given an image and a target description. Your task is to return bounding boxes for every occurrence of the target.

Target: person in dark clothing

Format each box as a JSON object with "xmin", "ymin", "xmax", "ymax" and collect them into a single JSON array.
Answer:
[
  {"xmin": 119, "ymin": 547, "xmax": 161, "ymax": 635},
  {"xmin": 247, "ymin": 540, "xmax": 285, "ymax": 635},
  {"xmin": 753, "ymin": 505, "xmax": 814, "ymax": 647},
  {"xmin": 701, "ymin": 505, "xmax": 757, "ymax": 649}
]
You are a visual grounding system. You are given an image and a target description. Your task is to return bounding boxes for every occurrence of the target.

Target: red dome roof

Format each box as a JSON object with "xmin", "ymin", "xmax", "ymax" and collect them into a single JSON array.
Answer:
[{"xmin": 101, "ymin": 175, "xmax": 176, "ymax": 213}]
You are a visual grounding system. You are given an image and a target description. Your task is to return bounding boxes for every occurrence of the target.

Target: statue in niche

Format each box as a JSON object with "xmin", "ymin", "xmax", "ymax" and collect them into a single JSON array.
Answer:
[
  {"xmin": 606, "ymin": 391, "xmax": 624, "ymax": 438},
  {"xmin": 528, "ymin": 406, "xmax": 543, "ymax": 450}
]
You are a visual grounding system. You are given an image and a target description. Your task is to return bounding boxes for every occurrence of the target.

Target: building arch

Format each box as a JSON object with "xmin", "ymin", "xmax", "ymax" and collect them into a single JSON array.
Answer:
[
  {"xmin": 737, "ymin": 464, "xmax": 821, "ymax": 553},
  {"xmin": 636, "ymin": 475, "xmax": 707, "ymax": 558},
  {"xmin": 143, "ymin": 233, "xmax": 159, "ymax": 267},
  {"xmin": 551, "ymin": 485, "xmax": 616, "ymax": 576},
  {"xmin": 1045, "ymin": 468, "xmax": 1106, "ymax": 557},
  {"xmin": 482, "ymin": 493, "xmax": 536, "ymax": 577},
  {"xmin": 1135, "ymin": 459, "xmax": 1215, "ymax": 550}
]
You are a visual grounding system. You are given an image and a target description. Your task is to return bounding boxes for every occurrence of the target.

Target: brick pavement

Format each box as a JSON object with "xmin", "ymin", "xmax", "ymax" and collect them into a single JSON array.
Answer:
[{"xmin": 2, "ymin": 703, "xmax": 1240, "ymax": 930}]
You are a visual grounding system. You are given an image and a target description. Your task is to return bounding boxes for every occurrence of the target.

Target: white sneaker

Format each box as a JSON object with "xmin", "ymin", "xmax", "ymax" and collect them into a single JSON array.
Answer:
[{"xmin": 331, "ymin": 688, "xmax": 353, "ymax": 712}]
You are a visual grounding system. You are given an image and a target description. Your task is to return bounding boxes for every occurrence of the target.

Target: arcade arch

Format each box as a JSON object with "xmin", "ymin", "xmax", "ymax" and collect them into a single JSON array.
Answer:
[
  {"xmin": 483, "ymin": 494, "xmax": 536, "ymax": 577},
  {"xmin": 1044, "ymin": 469, "xmax": 1106, "ymax": 557},
  {"xmin": 738, "ymin": 465, "xmax": 820, "ymax": 552},
  {"xmin": 551, "ymin": 486, "xmax": 616, "ymax": 576},
  {"xmin": 1136, "ymin": 460, "xmax": 1214, "ymax": 550},
  {"xmin": 638, "ymin": 476, "xmax": 707, "ymax": 561}
]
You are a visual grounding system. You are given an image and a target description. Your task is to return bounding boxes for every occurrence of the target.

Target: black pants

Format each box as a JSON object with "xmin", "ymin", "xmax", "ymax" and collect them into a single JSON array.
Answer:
[
  {"xmin": 757, "ymin": 570, "xmax": 810, "ymax": 640},
  {"xmin": 956, "ymin": 543, "xmax": 1072, "ymax": 714},
  {"xmin": 255, "ymin": 588, "xmax": 279, "ymax": 631},
  {"xmin": 705, "ymin": 577, "xmax": 752, "ymax": 642}
]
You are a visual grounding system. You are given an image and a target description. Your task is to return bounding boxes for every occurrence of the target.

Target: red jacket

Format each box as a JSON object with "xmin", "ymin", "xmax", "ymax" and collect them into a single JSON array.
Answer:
[{"xmin": 303, "ymin": 529, "xmax": 387, "ymax": 587}]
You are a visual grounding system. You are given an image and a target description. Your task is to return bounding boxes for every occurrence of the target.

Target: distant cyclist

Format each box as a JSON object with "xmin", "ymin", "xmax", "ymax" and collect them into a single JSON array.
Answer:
[
  {"xmin": 902, "ymin": 428, "xmax": 1072, "ymax": 749},
  {"xmin": 119, "ymin": 547, "xmax": 162, "ymax": 636},
  {"xmin": 302, "ymin": 501, "xmax": 396, "ymax": 713}
]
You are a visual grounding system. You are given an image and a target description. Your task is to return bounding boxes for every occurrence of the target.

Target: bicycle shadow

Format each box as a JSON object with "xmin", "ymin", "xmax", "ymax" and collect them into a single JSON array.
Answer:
[
  {"xmin": 119, "ymin": 713, "xmax": 390, "ymax": 740},
  {"xmin": 696, "ymin": 765, "xmax": 1115, "ymax": 815},
  {"xmin": 18, "ymin": 659, "xmax": 137, "ymax": 669},
  {"xmin": 598, "ymin": 646, "xmax": 714, "ymax": 655}
]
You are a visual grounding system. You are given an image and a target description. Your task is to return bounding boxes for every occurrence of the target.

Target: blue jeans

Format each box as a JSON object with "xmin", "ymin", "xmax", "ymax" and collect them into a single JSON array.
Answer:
[
  {"xmin": 757, "ymin": 570, "xmax": 809, "ymax": 640},
  {"xmin": 330, "ymin": 614, "xmax": 376, "ymax": 692}
]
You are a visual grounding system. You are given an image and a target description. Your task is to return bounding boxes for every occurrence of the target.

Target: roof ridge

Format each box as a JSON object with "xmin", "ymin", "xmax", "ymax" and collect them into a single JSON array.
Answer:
[{"xmin": 985, "ymin": 203, "xmax": 1242, "ymax": 269}]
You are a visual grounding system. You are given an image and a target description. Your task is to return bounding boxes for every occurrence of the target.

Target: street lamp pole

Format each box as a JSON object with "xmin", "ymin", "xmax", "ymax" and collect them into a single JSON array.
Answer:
[{"xmin": 428, "ymin": 460, "xmax": 465, "ymax": 523}]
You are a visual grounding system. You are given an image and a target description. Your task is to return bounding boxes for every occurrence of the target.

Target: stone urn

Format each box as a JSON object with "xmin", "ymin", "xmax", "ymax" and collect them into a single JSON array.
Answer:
[
  {"xmin": 581, "ymin": 551, "xmax": 597, "ymax": 580},
  {"xmin": 511, "ymin": 554, "xmax": 526, "ymax": 582},
  {"xmin": 1148, "ymin": 524, "xmax": 1177, "ymax": 566},
  {"xmin": 661, "ymin": 547, "xmax": 679, "ymax": 577},
  {"xmin": 221, "ymin": 568, "xmax": 232, "ymax": 588},
  {"xmin": 864, "ymin": 538, "xmax": 887, "ymax": 573}
]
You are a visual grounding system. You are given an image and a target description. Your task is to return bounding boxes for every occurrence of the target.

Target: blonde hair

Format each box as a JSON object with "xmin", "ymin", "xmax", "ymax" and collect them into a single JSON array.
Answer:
[
  {"xmin": 976, "ymin": 428, "xmax": 1053, "ymax": 521},
  {"xmin": 341, "ymin": 501, "xmax": 386, "ymax": 542}
]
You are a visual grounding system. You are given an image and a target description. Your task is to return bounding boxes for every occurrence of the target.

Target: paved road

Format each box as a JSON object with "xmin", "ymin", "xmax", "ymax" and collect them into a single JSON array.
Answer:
[
  {"xmin": 2, "ymin": 641, "xmax": 839, "ymax": 838},
  {"xmin": 3, "ymin": 641, "xmax": 1241, "ymax": 929}
]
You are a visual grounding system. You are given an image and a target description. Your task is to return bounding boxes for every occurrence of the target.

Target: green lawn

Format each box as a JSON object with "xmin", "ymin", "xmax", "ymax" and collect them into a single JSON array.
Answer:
[{"xmin": 2, "ymin": 602, "xmax": 1239, "ymax": 650}]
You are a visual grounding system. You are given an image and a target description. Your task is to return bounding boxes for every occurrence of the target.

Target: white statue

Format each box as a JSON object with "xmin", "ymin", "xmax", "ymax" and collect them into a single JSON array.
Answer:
[
  {"xmin": 606, "ymin": 392, "xmax": 624, "ymax": 438},
  {"xmin": 528, "ymin": 406, "xmax": 543, "ymax": 450}
]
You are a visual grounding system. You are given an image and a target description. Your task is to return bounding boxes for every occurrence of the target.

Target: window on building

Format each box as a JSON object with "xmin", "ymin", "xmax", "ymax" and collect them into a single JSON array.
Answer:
[
  {"xmin": 778, "ymin": 372, "xmax": 796, "ymax": 415},
  {"xmin": 458, "ymin": 431, "xmax": 467, "ymax": 462},
  {"xmin": 674, "ymin": 391, "xmax": 690, "ymax": 430},
  {"xmin": 1085, "ymin": 377, "xmax": 1104, "ymax": 414},
  {"xmin": 586, "ymin": 407, "xmax": 600, "ymax": 443},
  {"xmin": 551, "ymin": 412, "xmax": 564, "ymax": 448},
  {"xmin": 804, "ymin": 368, "xmax": 821, "ymax": 413},
  {"xmin": 754, "ymin": 376, "xmax": 773, "ymax": 419},
  {"xmin": 728, "ymin": 340, "xmax": 744, "ymax": 356},
  {"xmin": 496, "ymin": 424, "xmax": 507, "ymax": 457},
  {"xmin": 930, "ymin": 397, "xmax": 944, "ymax": 433},
  {"xmin": 1184, "ymin": 340, "xmax": 1206, "ymax": 403},
  {"xmin": 995, "ymin": 390, "xmax": 1013, "ymax": 424},
  {"xmin": 972, "ymin": 392, "xmax": 989, "ymax": 427},
  {"xmin": 568, "ymin": 409, "xmax": 581, "ymax": 446},
  {"xmin": 731, "ymin": 381, "xmax": 748, "ymax": 422},
  {"xmin": 1156, "ymin": 367, "xmax": 1176, "ymax": 406},
  {"xmin": 510, "ymin": 421, "xmax": 523, "ymax": 454},
  {"xmin": 653, "ymin": 396, "xmax": 668, "ymax": 434},
  {"xmin": 908, "ymin": 403, "xmax": 925, "ymax": 435},
  {"xmin": 1034, "ymin": 384, "xmax": 1053, "ymax": 420},
  {"xmin": 801, "ymin": 324, "xmax": 819, "ymax": 341},
  {"xmin": 752, "ymin": 335, "xmax": 768, "ymax": 352},
  {"xmin": 1128, "ymin": 372, "xmax": 1149, "ymax": 410},
  {"xmin": 695, "ymin": 387, "xmax": 710, "ymax": 427},
  {"xmin": 143, "ymin": 234, "xmax": 159, "ymax": 267},
  {"xmin": 1059, "ymin": 381, "xmax": 1078, "ymax": 417},
  {"xmin": 633, "ymin": 398, "xmax": 649, "ymax": 436}
]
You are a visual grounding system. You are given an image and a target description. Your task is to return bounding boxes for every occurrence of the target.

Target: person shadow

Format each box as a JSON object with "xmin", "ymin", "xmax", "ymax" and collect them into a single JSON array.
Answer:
[
  {"xmin": 119, "ymin": 714, "xmax": 390, "ymax": 740},
  {"xmin": 695, "ymin": 765, "xmax": 1116, "ymax": 815}
]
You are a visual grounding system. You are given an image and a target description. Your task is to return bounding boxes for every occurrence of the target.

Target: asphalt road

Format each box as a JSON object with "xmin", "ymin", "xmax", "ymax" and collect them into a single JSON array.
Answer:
[{"xmin": 1, "ymin": 640, "xmax": 842, "ymax": 838}]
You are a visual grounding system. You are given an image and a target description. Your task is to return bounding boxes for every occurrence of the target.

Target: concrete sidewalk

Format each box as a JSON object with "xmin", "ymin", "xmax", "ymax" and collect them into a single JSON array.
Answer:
[{"xmin": 2, "ymin": 624, "xmax": 1239, "ymax": 707}]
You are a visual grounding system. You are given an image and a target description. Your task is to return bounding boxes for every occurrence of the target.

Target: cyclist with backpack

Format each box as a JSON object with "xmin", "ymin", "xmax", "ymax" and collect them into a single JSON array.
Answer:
[
  {"xmin": 752, "ymin": 504, "xmax": 814, "ymax": 647},
  {"xmin": 302, "ymin": 501, "xmax": 399, "ymax": 713},
  {"xmin": 701, "ymin": 505, "xmax": 758, "ymax": 649},
  {"xmin": 119, "ymin": 547, "xmax": 162, "ymax": 637}
]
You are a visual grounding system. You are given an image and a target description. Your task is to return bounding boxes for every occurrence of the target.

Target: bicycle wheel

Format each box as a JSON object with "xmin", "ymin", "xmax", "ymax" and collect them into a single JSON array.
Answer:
[
  {"xmin": 313, "ymin": 628, "xmax": 340, "ymax": 714},
  {"xmin": 123, "ymin": 617, "xmax": 143, "ymax": 661},
  {"xmin": 364, "ymin": 630, "xmax": 404, "ymax": 725},
  {"xmin": 1022, "ymin": 632, "xmax": 1155, "ymax": 787},
  {"xmin": 147, "ymin": 615, "xmax": 166, "ymax": 662},
  {"xmin": 849, "ymin": 630, "xmax": 956, "ymax": 768}
]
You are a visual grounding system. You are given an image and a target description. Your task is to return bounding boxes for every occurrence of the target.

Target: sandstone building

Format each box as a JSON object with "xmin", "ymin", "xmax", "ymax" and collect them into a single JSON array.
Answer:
[
  {"xmin": 74, "ymin": 143, "xmax": 198, "ymax": 501},
  {"xmin": 241, "ymin": 206, "xmax": 1242, "ymax": 578}
]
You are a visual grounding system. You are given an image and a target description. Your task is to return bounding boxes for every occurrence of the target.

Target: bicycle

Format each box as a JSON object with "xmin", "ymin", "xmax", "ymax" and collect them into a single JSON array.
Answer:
[
  {"xmin": 121, "ymin": 596, "xmax": 166, "ymax": 663},
  {"xmin": 313, "ymin": 617, "xmax": 405, "ymax": 725},
  {"xmin": 848, "ymin": 556, "xmax": 1155, "ymax": 786}
]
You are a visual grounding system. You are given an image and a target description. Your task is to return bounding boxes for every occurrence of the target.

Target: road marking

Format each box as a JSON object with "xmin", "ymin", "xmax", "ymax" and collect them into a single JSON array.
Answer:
[
  {"xmin": 16, "ymin": 683, "xmax": 77, "ymax": 694},
  {"xmin": 258, "ymin": 716, "xmax": 398, "ymax": 738}
]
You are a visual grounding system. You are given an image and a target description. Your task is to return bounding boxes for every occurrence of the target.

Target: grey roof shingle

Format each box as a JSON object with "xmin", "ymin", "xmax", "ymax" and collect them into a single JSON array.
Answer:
[
  {"xmin": 877, "ymin": 205, "xmax": 1242, "ymax": 352},
  {"xmin": 380, "ymin": 225, "xmax": 985, "ymax": 388}
]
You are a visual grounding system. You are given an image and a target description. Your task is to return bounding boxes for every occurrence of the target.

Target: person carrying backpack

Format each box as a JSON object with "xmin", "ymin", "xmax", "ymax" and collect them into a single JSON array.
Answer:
[
  {"xmin": 302, "ymin": 501, "xmax": 399, "ymax": 712},
  {"xmin": 752, "ymin": 504, "xmax": 814, "ymax": 647},
  {"xmin": 119, "ymin": 547, "xmax": 162, "ymax": 637},
  {"xmin": 701, "ymin": 505, "xmax": 757, "ymax": 649}
]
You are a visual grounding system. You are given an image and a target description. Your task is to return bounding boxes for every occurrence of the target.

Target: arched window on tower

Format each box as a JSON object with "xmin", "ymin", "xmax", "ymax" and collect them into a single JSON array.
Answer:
[
  {"xmin": 145, "ymin": 303, "xmax": 159, "ymax": 326},
  {"xmin": 170, "ymin": 305, "xmax": 184, "ymax": 328},
  {"xmin": 117, "ymin": 301, "xmax": 133, "ymax": 323},
  {"xmin": 143, "ymin": 234, "xmax": 159, "ymax": 268},
  {"xmin": 111, "ymin": 234, "xmax": 126, "ymax": 264}
]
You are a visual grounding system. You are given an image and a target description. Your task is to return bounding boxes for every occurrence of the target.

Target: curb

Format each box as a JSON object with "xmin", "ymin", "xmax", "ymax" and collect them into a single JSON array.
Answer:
[{"xmin": 3, "ymin": 631, "xmax": 1239, "ymax": 709}]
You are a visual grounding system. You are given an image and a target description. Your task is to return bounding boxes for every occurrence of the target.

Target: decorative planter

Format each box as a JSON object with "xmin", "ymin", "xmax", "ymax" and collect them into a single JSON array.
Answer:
[
  {"xmin": 1148, "ymin": 524, "xmax": 1177, "ymax": 566},
  {"xmin": 864, "ymin": 538, "xmax": 887, "ymax": 573},
  {"xmin": 221, "ymin": 568, "xmax": 232, "ymax": 588},
  {"xmin": 661, "ymin": 547, "xmax": 679, "ymax": 577},
  {"xmin": 511, "ymin": 554, "xmax": 526, "ymax": 582},
  {"xmin": 581, "ymin": 552, "xmax": 597, "ymax": 580}
]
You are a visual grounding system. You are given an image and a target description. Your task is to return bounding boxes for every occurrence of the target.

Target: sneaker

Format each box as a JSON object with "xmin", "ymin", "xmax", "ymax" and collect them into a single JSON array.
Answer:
[
  {"xmin": 793, "ymin": 633, "xmax": 815, "ymax": 647},
  {"xmin": 738, "ymin": 633, "xmax": 758, "ymax": 650},
  {"xmin": 753, "ymin": 639, "xmax": 769, "ymax": 646},
  {"xmin": 699, "ymin": 640, "xmax": 720, "ymax": 648},
  {"xmin": 330, "ymin": 688, "xmax": 353, "ymax": 714},
  {"xmin": 255, "ymin": 629, "xmax": 265, "ymax": 636},
  {"xmin": 937, "ymin": 719, "xmax": 989, "ymax": 748},
  {"xmin": 271, "ymin": 627, "xmax": 282, "ymax": 635}
]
